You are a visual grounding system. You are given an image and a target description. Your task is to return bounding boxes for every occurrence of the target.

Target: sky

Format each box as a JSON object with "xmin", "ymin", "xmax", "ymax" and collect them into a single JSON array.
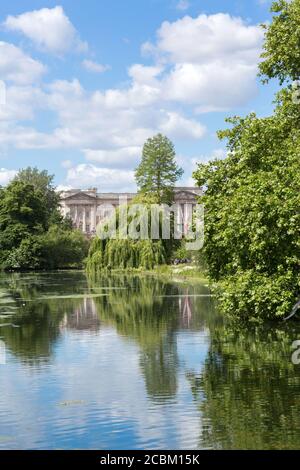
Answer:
[{"xmin": 0, "ymin": 0, "xmax": 279, "ymax": 192}]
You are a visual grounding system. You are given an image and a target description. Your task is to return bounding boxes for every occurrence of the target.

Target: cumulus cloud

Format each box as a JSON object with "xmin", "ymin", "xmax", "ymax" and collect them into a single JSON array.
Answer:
[
  {"xmin": 159, "ymin": 111, "xmax": 206, "ymax": 139},
  {"xmin": 4, "ymin": 6, "xmax": 87, "ymax": 55},
  {"xmin": 0, "ymin": 168, "xmax": 17, "ymax": 185},
  {"xmin": 143, "ymin": 13, "xmax": 264, "ymax": 109},
  {"xmin": 155, "ymin": 14, "xmax": 262, "ymax": 64},
  {"xmin": 6, "ymin": 77, "xmax": 204, "ymax": 163},
  {"xmin": 66, "ymin": 164, "xmax": 135, "ymax": 192},
  {"xmin": 128, "ymin": 64, "xmax": 163, "ymax": 84},
  {"xmin": 0, "ymin": 11, "xmax": 263, "ymax": 191},
  {"xmin": 0, "ymin": 42, "xmax": 46, "ymax": 84},
  {"xmin": 84, "ymin": 147, "xmax": 142, "ymax": 168},
  {"xmin": 82, "ymin": 60, "xmax": 111, "ymax": 73}
]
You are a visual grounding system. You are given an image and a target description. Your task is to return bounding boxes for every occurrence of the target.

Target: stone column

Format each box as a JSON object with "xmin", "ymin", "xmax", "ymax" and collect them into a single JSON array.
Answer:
[
  {"xmin": 90, "ymin": 205, "xmax": 95, "ymax": 232},
  {"xmin": 75, "ymin": 205, "xmax": 78, "ymax": 228},
  {"xmin": 83, "ymin": 206, "xmax": 86, "ymax": 233},
  {"xmin": 184, "ymin": 202, "xmax": 193, "ymax": 234}
]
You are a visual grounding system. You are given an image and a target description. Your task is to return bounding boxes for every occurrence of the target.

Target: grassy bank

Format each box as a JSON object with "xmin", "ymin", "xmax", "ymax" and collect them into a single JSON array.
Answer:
[{"xmin": 87, "ymin": 263, "xmax": 208, "ymax": 285}]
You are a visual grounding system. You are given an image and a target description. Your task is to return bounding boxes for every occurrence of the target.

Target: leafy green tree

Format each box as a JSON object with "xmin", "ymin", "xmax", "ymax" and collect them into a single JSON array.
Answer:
[
  {"xmin": 193, "ymin": 0, "xmax": 300, "ymax": 321},
  {"xmin": 259, "ymin": 0, "xmax": 300, "ymax": 84},
  {"xmin": 39, "ymin": 225, "xmax": 89, "ymax": 269},
  {"xmin": 0, "ymin": 174, "xmax": 88, "ymax": 271},
  {"xmin": 0, "ymin": 181, "xmax": 47, "ymax": 256},
  {"xmin": 13, "ymin": 167, "xmax": 61, "ymax": 227},
  {"xmin": 135, "ymin": 134, "xmax": 183, "ymax": 204}
]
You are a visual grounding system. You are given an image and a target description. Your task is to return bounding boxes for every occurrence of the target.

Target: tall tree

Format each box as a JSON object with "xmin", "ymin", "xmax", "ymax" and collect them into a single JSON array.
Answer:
[
  {"xmin": 135, "ymin": 134, "xmax": 183, "ymax": 204},
  {"xmin": 259, "ymin": 0, "xmax": 300, "ymax": 84},
  {"xmin": 0, "ymin": 180, "xmax": 47, "ymax": 253},
  {"xmin": 14, "ymin": 167, "xmax": 61, "ymax": 226},
  {"xmin": 0, "ymin": 175, "xmax": 88, "ymax": 271},
  {"xmin": 193, "ymin": 0, "xmax": 300, "ymax": 321}
]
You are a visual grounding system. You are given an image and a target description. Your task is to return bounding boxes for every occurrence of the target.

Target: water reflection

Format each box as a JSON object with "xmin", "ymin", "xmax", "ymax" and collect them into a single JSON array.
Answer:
[
  {"xmin": 0, "ymin": 272, "xmax": 299, "ymax": 449},
  {"xmin": 189, "ymin": 325, "xmax": 300, "ymax": 450},
  {"xmin": 60, "ymin": 298, "xmax": 100, "ymax": 333}
]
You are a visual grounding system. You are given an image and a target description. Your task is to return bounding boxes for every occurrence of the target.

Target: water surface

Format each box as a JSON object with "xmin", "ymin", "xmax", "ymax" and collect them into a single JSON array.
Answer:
[{"xmin": 0, "ymin": 272, "xmax": 299, "ymax": 450}]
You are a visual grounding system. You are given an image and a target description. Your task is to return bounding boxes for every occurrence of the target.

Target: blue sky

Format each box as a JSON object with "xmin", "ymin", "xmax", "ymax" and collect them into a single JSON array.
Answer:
[{"xmin": 0, "ymin": 0, "xmax": 278, "ymax": 191}]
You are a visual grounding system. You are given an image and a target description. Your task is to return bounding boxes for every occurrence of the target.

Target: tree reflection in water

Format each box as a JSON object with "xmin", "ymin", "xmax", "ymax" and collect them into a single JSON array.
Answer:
[
  {"xmin": 1, "ymin": 271, "xmax": 299, "ymax": 450},
  {"xmin": 188, "ymin": 324, "xmax": 300, "ymax": 449}
]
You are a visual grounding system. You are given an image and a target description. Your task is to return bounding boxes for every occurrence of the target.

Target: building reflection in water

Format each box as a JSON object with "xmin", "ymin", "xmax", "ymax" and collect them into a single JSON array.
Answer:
[
  {"xmin": 60, "ymin": 298, "xmax": 101, "ymax": 333},
  {"xmin": 179, "ymin": 291, "xmax": 193, "ymax": 328}
]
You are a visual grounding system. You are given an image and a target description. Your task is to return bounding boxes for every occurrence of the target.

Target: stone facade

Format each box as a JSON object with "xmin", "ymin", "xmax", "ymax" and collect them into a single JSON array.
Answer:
[{"xmin": 60, "ymin": 187, "xmax": 202, "ymax": 235}]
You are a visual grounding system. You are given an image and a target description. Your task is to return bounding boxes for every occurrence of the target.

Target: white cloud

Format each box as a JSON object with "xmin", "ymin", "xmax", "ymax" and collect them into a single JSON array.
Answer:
[
  {"xmin": 82, "ymin": 60, "xmax": 111, "ymax": 73},
  {"xmin": 56, "ymin": 184, "xmax": 73, "ymax": 192},
  {"xmin": 0, "ymin": 11, "xmax": 262, "ymax": 191},
  {"xmin": 163, "ymin": 62, "xmax": 258, "ymax": 108},
  {"xmin": 4, "ymin": 6, "xmax": 87, "ymax": 55},
  {"xmin": 176, "ymin": 0, "xmax": 190, "ymax": 11},
  {"xmin": 155, "ymin": 14, "xmax": 262, "ymax": 64},
  {"xmin": 84, "ymin": 147, "xmax": 141, "ymax": 168},
  {"xmin": 66, "ymin": 164, "xmax": 135, "ymax": 192},
  {"xmin": 128, "ymin": 64, "xmax": 163, "ymax": 84},
  {"xmin": 143, "ymin": 13, "xmax": 263, "ymax": 109},
  {"xmin": 0, "ymin": 168, "xmax": 17, "ymax": 185},
  {"xmin": 159, "ymin": 111, "xmax": 206, "ymax": 139},
  {"xmin": 0, "ymin": 42, "xmax": 46, "ymax": 84},
  {"xmin": 15, "ymin": 78, "xmax": 204, "ymax": 163}
]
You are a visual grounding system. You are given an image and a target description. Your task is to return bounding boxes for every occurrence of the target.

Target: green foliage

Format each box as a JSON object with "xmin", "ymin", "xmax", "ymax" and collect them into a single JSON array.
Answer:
[
  {"xmin": 87, "ymin": 192, "xmax": 182, "ymax": 272},
  {"xmin": 38, "ymin": 226, "xmax": 89, "ymax": 269},
  {"xmin": 189, "ymin": 320, "xmax": 300, "ymax": 449},
  {"xmin": 0, "ymin": 174, "xmax": 88, "ymax": 271},
  {"xmin": 135, "ymin": 134, "xmax": 183, "ymax": 204},
  {"xmin": 0, "ymin": 181, "xmax": 47, "ymax": 257},
  {"xmin": 193, "ymin": 91, "xmax": 300, "ymax": 320},
  {"xmin": 2, "ymin": 236, "xmax": 44, "ymax": 271},
  {"xmin": 13, "ymin": 167, "xmax": 62, "ymax": 227},
  {"xmin": 218, "ymin": 270, "xmax": 298, "ymax": 323},
  {"xmin": 259, "ymin": 0, "xmax": 300, "ymax": 84},
  {"xmin": 87, "ymin": 237, "xmax": 166, "ymax": 272},
  {"xmin": 193, "ymin": 17, "xmax": 300, "ymax": 323}
]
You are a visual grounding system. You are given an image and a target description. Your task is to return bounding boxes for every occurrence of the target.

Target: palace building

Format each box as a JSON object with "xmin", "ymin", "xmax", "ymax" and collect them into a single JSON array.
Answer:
[{"xmin": 60, "ymin": 187, "xmax": 202, "ymax": 235}]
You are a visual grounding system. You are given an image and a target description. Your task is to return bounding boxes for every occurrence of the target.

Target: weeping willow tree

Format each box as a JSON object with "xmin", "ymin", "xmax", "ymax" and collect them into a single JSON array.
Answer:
[
  {"xmin": 87, "ymin": 199, "xmax": 178, "ymax": 272},
  {"xmin": 87, "ymin": 194, "xmax": 179, "ymax": 272},
  {"xmin": 87, "ymin": 134, "xmax": 183, "ymax": 272}
]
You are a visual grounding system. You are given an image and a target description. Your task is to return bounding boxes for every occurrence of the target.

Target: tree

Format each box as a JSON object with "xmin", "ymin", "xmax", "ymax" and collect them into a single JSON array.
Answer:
[
  {"xmin": 38, "ymin": 225, "xmax": 89, "ymax": 270},
  {"xmin": 0, "ymin": 174, "xmax": 89, "ymax": 271},
  {"xmin": 135, "ymin": 134, "xmax": 183, "ymax": 204},
  {"xmin": 0, "ymin": 181, "xmax": 47, "ymax": 267},
  {"xmin": 13, "ymin": 167, "xmax": 61, "ymax": 227},
  {"xmin": 0, "ymin": 181, "xmax": 47, "ymax": 242},
  {"xmin": 193, "ymin": 0, "xmax": 300, "ymax": 321},
  {"xmin": 259, "ymin": 0, "xmax": 300, "ymax": 84}
]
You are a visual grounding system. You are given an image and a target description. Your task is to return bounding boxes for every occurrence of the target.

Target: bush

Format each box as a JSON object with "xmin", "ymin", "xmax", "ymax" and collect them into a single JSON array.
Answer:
[
  {"xmin": 2, "ymin": 227, "xmax": 89, "ymax": 271},
  {"xmin": 39, "ymin": 226, "xmax": 89, "ymax": 269},
  {"xmin": 217, "ymin": 270, "xmax": 299, "ymax": 323}
]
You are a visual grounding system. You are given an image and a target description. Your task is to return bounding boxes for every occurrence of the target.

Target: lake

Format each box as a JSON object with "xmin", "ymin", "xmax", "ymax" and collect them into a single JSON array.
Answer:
[{"xmin": 0, "ymin": 271, "xmax": 299, "ymax": 450}]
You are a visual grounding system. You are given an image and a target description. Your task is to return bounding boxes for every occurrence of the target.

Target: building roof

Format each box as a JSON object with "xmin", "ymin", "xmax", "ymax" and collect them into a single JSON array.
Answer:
[{"xmin": 60, "ymin": 187, "xmax": 202, "ymax": 200}]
